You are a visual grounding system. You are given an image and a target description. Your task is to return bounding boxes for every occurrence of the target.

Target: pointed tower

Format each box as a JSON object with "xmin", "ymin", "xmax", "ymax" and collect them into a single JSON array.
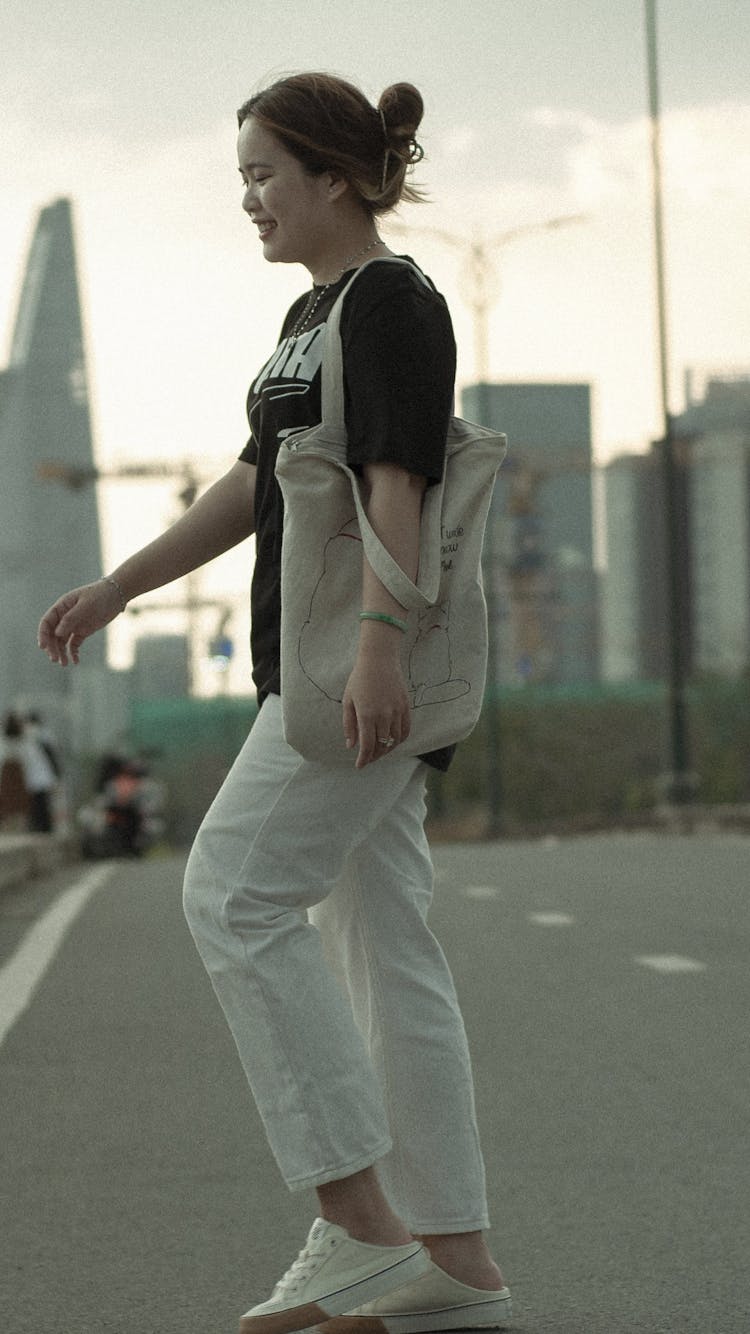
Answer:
[{"xmin": 0, "ymin": 197, "xmax": 106, "ymax": 727}]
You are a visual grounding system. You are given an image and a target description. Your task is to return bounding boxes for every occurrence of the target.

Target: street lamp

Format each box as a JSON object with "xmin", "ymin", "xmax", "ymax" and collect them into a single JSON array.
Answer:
[
  {"xmin": 385, "ymin": 215, "xmax": 587, "ymax": 835},
  {"xmin": 386, "ymin": 216, "xmax": 588, "ymax": 381},
  {"xmin": 644, "ymin": 0, "xmax": 696, "ymax": 808}
]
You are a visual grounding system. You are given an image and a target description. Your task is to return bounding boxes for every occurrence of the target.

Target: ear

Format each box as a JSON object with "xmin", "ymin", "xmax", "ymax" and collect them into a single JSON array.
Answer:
[{"xmin": 323, "ymin": 170, "xmax": 350, "ymax": 203}]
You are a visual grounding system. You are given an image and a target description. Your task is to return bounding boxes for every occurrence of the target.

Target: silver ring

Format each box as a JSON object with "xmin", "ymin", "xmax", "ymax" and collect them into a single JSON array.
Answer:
[{"xmin": 377, "ymin": 737, "xmax": 396, "ymax": 748}]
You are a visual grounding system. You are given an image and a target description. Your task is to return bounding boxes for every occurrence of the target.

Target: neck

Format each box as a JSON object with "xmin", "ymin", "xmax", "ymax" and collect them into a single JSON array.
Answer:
[{"xmin": 310, "ymin": 233, "xmax": 388, "ymax": 286}]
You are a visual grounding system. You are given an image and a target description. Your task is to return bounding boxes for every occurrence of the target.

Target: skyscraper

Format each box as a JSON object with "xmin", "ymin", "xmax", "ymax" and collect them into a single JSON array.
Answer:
[
  {"xmin": 0, "ymin": 198, "xmax": 105, "ymax": 733},
  {"xmin": 600, "ymin": 451, "xmax": 682, "ymax": 681},
  {"xmin": 679, "ymin": 376, "xmax": 750, "ymax": 676},
  {"xmin": 463, "ymin": 382, "xmax": 599, "ymax": 685},
  {"xmin": 601, "ymin": 377, "xmax": 750, "ymax": 684}
]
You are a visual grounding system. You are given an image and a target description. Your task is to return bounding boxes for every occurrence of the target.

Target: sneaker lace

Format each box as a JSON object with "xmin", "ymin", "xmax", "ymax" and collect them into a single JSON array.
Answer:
[{"xmin": 273, "ymin": 1235, "xmax": 338, "ymax": 1297}]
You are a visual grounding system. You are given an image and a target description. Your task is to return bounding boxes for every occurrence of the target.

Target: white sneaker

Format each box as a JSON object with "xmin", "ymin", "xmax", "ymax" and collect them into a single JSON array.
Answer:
[
  {"xmin": 317, "ymin": 1260, "xmax": 513, "ymax": 1332},
  {"xmin": 240, "ymin": 1218, "xmax": 433, "ymax": 1334}
]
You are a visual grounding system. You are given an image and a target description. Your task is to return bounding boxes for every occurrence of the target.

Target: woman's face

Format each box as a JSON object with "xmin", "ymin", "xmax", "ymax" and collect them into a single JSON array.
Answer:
[{"xmin": 237, "ymin": 117, "xmax": 340, "ymax": 273}]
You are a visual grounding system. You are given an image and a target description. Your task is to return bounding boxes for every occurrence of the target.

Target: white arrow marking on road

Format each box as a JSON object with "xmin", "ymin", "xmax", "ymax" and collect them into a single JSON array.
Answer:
[
  {"xmin": 528, "ymin": 911, "xmax": 575, "ymax": 926},
  {"xmin": 0, "ymin": 863, "xmax": 115, "ymax": 1048},
  {"xmin": 634, "ymin": 954, "xmax": 707, "ymax": 973}
]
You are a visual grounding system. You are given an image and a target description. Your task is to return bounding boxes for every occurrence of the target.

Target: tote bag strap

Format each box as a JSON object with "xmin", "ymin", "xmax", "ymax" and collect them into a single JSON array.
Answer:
[
  {"xmin": 349, "ymin": 476, "xmax": 439, "ymax": 609},
  {"xmin": 320, "ymin": 256, "xmax": 432, "ymax": 429},
  {"xmin": 319, "ymin": 256, "xmax": 443, "ymax": 609}
]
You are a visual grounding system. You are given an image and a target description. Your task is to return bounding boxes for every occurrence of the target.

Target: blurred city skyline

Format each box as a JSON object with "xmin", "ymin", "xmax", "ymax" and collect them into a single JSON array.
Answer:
[{"xmin": 2, "ymin": 0, "xmax": 749, "ymax": 682}]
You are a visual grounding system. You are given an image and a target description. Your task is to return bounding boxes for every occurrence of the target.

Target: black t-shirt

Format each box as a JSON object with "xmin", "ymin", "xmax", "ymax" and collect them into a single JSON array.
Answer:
[{"xmin": 239, "ymin": 257, "xmax": 457, "ymax": 771}]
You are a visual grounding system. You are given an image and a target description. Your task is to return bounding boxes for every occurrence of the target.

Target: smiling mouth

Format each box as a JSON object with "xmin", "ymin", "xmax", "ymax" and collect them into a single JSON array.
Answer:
[{"xmin": 256, "ymin": 221, "xmax": 277, "ymax": 239}]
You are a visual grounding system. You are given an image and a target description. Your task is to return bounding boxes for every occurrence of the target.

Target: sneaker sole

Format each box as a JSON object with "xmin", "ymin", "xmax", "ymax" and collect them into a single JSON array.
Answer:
[
  {"xmin": 316, "ymin": 1290, "xmax": 513, "ymax": 1334},
  {"xmin": 240, "ymin": 1249, "xmax": 433, "ymax": 1334}
]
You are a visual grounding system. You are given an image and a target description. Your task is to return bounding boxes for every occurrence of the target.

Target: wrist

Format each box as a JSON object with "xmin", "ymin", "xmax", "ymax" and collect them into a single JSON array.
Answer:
[
  {"xmin": 100, "ymin": 575, "xmax": 128, "ymax": 612},
  {"xmin": 356, "ymin": 619, "xmax": 404, "ymax": 661},
  {"xmin": 359, "ymin": 610, "xmax": 408, "ymax": 633}
]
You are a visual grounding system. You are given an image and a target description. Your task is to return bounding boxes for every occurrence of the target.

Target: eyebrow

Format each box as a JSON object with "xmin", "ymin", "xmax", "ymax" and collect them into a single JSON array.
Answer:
[{"xmin": 238, "ymin": 161, "xmax": 274, "ymax": 175}]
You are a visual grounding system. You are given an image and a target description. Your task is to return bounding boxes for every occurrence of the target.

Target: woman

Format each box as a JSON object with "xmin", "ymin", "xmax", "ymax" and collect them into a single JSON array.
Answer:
[
  {"xmin": 38, "ymin": 73, "xmax": 511, "ymax": 1334},
  {"xmin": 0, "ymin": 710, "xmax": 57, "ymax": 833}
]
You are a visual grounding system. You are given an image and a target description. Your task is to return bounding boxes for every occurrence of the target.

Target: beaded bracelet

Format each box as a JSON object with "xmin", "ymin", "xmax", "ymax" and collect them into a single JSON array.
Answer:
[
  {"xmin": 101, "ymin": 575, "xmax": 128, "ymax": 612},
  {"xmin": 359, "ymin": 611, "xmax": 408, "ymax": 633}
]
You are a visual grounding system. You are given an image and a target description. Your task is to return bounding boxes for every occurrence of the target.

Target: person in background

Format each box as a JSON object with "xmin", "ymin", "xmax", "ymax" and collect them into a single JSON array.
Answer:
[
  {"xmin": 25, "ymin": 712, "xmax": 62, "ymax": 783},
  {"xmin": 0, "ymin": 712, "xmax": 30, "ymax": 831},
  {"xmin": 19, "ymin": 713, "xmax": 58, "ymax": 833}
]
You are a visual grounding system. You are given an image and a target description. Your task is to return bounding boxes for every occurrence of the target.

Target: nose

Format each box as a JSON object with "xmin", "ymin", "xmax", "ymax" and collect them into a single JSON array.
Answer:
[{"xmin": 242, "ymin": 182, "xmax": 258, "ymax": 216}]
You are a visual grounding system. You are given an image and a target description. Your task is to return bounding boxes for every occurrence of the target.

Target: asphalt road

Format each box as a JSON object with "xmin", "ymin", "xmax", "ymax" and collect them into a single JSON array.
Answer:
[{"xmin": 1, "ymin": 832, "xmax": 748, "ymax": 1333}]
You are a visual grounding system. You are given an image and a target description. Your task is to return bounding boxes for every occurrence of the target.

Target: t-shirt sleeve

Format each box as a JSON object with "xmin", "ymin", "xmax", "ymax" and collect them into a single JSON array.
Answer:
[
  {"xmin": 342, "ymin": 269, "xmax": 456, "ymax": 484},
  {"xmin": 239, "ymin": 436, "xmax": 257, "ymax": 465}
]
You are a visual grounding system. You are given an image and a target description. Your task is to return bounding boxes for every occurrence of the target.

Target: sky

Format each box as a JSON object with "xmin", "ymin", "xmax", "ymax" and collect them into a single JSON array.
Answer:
[{"xmin": 2, "ymin": 0, "xmax": 749, "ymax": 690}]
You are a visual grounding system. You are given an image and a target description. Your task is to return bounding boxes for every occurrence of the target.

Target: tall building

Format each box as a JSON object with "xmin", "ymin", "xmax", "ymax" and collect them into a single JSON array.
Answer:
[
  {"xmin": 462, "ymin": 382, "xmax": 599, "ymax": 685},
  {"xmin": 600, "ymin": 450, "xmax": 687, "ymax": 681},
  {"xmin": 600, "ymin": 456, "xmax": 650, "ymax": 681},
  {"xmin": 0, "ymin": 198, "xmax": 106, "ymax": 740},
  {"xmin": 601, "ymin": 375, "xmax": 750, "ymax": 683},
  {"xmin": 679, "ymin": 376, "xmax": 750, "ymax": 675}
]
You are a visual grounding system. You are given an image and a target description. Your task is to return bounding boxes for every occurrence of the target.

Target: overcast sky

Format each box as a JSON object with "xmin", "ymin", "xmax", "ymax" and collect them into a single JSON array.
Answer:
[{"xmin": 2, "ymin": 0, "xmax": 748, "ymax": 685}]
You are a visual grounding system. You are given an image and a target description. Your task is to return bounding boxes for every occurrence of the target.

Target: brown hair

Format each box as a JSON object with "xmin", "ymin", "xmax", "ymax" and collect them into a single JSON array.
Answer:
[{"xmin": 237, "ymin": 72, "xmax": 425, "ymax": 216}]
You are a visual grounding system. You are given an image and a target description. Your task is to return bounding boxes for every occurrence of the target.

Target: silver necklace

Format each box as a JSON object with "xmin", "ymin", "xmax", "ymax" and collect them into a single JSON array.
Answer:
[{"xmin": 287, "ymin": 237, "xmax": 384, "ymax": 343}]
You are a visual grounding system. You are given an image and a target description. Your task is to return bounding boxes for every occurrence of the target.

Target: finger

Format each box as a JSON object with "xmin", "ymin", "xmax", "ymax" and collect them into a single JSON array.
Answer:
[
  {"xmin": 38, "ymin": 616, "xmax": 55, "ymax": 647},
  {"xmin": 38, "ymin": 611, "xmax": 64, "ymax": 653},
  {"xmin": 37, "ymin": 625, "xmax": 56, "ymax": 660},
  {"xmin": 342, "ymin": 696, "xmax": 358, "ymax": 751},
  {"xmin": 356, "ymin": 718, "xmax": 378, "ymax": 769},
  {"xmin": 361, "ymin": 720, "xmax": 398, "ymax": 768},
  {"xmin": 55, "ymin": 611, "xmax": 83, "ymax": 644},
  {"xmin": 51, "ymin": 591, "xmax": 90, "ymax": 646}
]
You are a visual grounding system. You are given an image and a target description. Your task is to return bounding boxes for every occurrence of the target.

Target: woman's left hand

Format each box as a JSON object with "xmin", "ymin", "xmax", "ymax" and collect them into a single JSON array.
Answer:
[{"xmin": 343, "ymin": 650, "xmax": 411, "ymax": 769}]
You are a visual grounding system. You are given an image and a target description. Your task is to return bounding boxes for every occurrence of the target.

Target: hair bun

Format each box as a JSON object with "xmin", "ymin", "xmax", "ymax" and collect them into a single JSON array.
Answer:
[{"xmin": 378, "ymin": 82, "xmax": 424, "ymax": 155}]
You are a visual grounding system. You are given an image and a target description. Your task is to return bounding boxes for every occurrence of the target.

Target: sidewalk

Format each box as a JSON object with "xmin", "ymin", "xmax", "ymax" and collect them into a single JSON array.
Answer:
[{"xmin": 0, "ymin": 832, "xmax": 76, "ymax": 893}]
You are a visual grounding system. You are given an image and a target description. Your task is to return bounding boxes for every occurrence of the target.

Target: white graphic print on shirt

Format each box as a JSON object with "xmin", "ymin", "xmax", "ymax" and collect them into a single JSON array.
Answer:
[{"xmin": 250, "ymin": 324, "xmax": 325, "ymax": 396}]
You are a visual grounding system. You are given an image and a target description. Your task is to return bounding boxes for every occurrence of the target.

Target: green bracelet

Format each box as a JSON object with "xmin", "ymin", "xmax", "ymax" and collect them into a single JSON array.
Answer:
[{"xmin": 359, "ymin": 611, "xmax": 408, "ymax": 633}]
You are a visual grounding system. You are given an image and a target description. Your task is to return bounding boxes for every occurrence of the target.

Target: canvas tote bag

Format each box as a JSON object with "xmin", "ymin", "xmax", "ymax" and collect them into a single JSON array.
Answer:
[{"xmin": 275, "ymin": 256, "xmax": 507, "ymax": 762}]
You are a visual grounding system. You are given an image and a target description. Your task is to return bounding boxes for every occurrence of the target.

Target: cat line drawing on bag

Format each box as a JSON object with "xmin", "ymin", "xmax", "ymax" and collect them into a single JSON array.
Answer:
[{"xmin": 297, "ymin": 519, "xmax": 471, "ymax": 706}]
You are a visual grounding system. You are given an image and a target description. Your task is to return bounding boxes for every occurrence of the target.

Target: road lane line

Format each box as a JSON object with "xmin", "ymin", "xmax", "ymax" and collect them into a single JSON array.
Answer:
[
  {"xmin": 528, "ymin": 911, "xmax": 575, "ymax": 926},
  {"xmin": 0, "ymin": 863, "xmax": 115, "ymax": 1048},
  {"xmin": 634, "ymin": 954, "xmax": 707, "ymax": 973},
  {"xmin": 463, "ymin": 885, "xmax": 499, "ymax": 899}
]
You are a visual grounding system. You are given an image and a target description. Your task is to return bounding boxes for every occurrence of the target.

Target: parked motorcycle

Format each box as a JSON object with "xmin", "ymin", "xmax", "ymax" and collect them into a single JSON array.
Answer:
[{"xmin": 78, "ymin": 760, "xmax": 166, "ymax": 858}]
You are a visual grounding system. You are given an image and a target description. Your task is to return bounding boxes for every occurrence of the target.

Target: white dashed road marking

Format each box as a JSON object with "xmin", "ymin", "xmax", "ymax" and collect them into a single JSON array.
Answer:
[
  {"xmin": 0, "ymin": 863, "xmax": 115, "ymax": 1048},
  {"xmin": 453, "ymin": 891, "xmax": 710, "ymax": 976},
  {"xmin": 634, "ymin": 954, "xmax": 707, "ymax": 974},
  {"xmin": 463, "ymin": 885, "xmax": 499, "ymax": 900},
  {"xmin": 528, "ymin": 911, "xmax": 576, "ymax": 926}
]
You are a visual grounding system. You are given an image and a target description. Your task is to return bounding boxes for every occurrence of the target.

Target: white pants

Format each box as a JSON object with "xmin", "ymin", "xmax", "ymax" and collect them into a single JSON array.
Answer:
[{"xmin": 183, "ymin": 695, "xmax": 490, "ymax": 1233}]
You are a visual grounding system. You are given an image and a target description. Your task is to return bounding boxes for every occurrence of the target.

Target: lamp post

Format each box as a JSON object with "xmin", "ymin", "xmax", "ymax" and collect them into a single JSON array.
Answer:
[
  {"xmin": 644, "ymin": 0, "xmax": 696, "ymax": 806},
  {"xmin": 386, "ymin": 215, "xmax": 586, "ymax": 835},
  {"xmin": 388, "ymin": 217, "xmax": 587, "ymax": 382}
]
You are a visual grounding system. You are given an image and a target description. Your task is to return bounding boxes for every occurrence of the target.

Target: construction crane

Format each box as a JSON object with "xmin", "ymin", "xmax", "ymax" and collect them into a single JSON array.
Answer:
[
  {"xmin": 37, "ymin": 457, "xmax": 237, "ymax": 692},
  {"xmin": 36, "ymin": 458, "xmax": 208, "ymax": 507}
]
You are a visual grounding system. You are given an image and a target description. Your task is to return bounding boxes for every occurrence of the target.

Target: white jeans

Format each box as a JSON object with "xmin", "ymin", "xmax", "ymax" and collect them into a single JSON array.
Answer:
[{"xmin": 183, "ymin": 695, "xmax": 490, "ymax": 1233}]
